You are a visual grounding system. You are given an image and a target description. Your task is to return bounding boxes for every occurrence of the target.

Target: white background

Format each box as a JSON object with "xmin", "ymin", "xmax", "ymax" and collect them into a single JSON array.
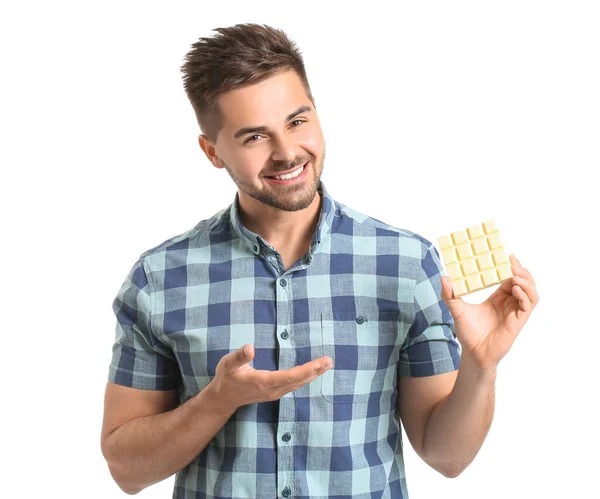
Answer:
[{"xmin": 2, "ymin": 1, "xmax": 598, "ymax": 497}]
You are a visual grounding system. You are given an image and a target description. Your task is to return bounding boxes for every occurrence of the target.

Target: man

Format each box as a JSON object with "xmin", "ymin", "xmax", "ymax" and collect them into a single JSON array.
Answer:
[{"xmin": 101, "ymin": 23, "xmax": 539, "ymax": 498}]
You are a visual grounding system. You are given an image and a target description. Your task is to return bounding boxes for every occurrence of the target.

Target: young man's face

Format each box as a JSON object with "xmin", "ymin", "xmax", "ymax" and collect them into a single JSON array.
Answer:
[{"xmin": 202, "ymin": 70, "xmax": 326, "ymax": 213}]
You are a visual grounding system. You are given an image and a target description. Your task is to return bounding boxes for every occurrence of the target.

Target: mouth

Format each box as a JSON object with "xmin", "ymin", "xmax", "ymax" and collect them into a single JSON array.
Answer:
[{"xmin": 265, "ymin": 161, "xmax": 309, "ymax": 185}]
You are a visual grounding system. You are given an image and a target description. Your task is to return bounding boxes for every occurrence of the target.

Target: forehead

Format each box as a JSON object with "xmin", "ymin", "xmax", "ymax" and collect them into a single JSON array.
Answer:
[{"xmin": 218, "ymin": 70, "xmax": 312, "ymax": 132}]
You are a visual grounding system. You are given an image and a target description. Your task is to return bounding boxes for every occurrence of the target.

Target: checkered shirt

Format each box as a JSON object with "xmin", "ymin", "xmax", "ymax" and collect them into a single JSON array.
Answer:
[{"xmin": 108, "ymin": 180, "xmax": 461, "ymax": 498}]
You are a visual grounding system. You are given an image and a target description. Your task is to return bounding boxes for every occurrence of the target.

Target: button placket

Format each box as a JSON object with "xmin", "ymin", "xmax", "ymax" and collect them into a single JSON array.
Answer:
[{"xmin": 276, "ymin": 275, "xmax": 293, "ymax": 499}]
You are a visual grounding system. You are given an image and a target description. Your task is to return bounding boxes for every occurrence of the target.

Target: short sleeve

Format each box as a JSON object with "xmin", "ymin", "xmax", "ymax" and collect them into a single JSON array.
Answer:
[
  {"xmin": 108, "ymin": 257, "xmax": 180, "ymax": 390},
  {"xmin": 399, "ymin": 243, "xmax": 462, "ymax": 377}
]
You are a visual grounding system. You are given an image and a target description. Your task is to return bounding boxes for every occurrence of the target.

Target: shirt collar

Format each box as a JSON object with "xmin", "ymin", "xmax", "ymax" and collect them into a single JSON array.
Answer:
[{"xmin": 229, "ymin": 180, "xmax": 336, "ymax": 258}]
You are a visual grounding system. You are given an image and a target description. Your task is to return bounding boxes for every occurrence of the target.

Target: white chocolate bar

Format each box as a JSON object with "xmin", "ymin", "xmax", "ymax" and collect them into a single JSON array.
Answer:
[{"xmin": 437, "ymin": 219, "xmax": 514, "ymax": 297}]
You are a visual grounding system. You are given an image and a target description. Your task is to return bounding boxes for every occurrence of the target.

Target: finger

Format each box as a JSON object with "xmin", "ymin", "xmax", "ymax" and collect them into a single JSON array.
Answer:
[
  {"xmin": 499, "ymin": 276, "xmax": 515, "ymax": 294},
  {"xmin": 513, "ymin": 284, "xmax": 532, "ymax": 313},
  {"xmin": 510, "ymin": 256, "xmax": 536, "ymax": 286},
  {"xmin": 298, "ymin": 357, "xmax": 333, "ymax": 381},
  {"xmin": 441, "ymin": 276, "xmax": 456, "ymax": 300},
  {"xmin": 229, "ymin": 344, "xmax": 254, "ymax": 371},
  {"xmin": 512, "ymin": 265, "xmax": 535, "ymax": 286},
  {"xmin": 287, "ymin": 361, "xmax": 333, "ymax": 393},
  {"xmin": 270, "ymin": 357, "xmax": 332, "ymax": 389},
  {"xmin": 512, "ymin": 275, "xmax": 539, "ymax": 307}
]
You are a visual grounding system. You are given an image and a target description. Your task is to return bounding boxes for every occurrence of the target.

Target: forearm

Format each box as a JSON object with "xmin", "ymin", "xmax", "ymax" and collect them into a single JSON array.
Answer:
[
  {"xmin": 423, "ymin": 354, "xmax": 497, "ymax": 477},
  {"xmin": 103, "ymin": 382, "xmax": 236, "ymax": 495}
]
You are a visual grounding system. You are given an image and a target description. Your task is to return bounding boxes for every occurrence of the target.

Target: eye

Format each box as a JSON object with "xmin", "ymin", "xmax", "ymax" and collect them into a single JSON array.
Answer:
[
  {"xmin": 245, "ymin": 134, "xmax": 261, "ymax": 144},
  {"xmin": 243, "ymin": 120, "xmax": 306, "ymax": 145}
]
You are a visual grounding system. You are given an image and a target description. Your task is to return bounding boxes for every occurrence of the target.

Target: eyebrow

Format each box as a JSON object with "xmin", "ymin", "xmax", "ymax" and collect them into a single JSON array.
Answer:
[{"xmin": 232, "ymin": 105, "xmax": 313, "ymax": 140}]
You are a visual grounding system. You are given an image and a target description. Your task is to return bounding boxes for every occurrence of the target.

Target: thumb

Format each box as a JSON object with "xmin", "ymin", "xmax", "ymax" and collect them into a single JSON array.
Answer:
[
  {"xmin": 233, "ymin": 344, "xmax": 254, "ymax": 368},
  {"xmin": 440, "ymin": 275, "xmax": 467, "ymax": 316}
]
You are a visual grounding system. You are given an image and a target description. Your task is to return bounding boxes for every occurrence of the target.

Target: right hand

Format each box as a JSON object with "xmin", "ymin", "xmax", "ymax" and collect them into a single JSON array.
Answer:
[{"xmin": 209, "ymin": 344, "xmax": 333, "ymax": 411}]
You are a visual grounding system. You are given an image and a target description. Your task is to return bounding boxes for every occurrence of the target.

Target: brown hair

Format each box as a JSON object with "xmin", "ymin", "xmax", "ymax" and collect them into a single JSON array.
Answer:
[{"xmin": 180, "ymin": 23, "xmax": 316, "ymax": 145}]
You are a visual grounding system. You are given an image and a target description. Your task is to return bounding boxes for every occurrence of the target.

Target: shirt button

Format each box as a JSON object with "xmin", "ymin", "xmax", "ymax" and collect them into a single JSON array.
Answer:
[
  {"xmin": 282, "ymin": 432, "xmax": 291, "ymax": 442},
  {"xmin": 282, "ymin": 486, "xmax": 291, "ymax": 497},
  {"xmin": 281, "ymin": 330, "xmax": 289, "ymax": 340},
  {"xmin": 280, "ymin": 278, "xmax": 287, "ymax": 287},
  {"xmin": 356, "ymin": 315, "xmax": 365, "ymax": 324}
]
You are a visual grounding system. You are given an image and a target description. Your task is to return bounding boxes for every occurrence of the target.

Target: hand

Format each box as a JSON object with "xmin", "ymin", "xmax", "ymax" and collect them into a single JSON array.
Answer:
[
  {"xmin": 210, "ymin": 345, "xmax": 333, "ymax": 411},
  {"xmin": 440, "ymin": 254, "xmax": 539, "ymax": 371}
]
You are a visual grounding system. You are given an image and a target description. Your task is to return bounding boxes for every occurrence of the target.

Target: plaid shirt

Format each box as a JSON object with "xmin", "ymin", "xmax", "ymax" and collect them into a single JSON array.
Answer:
[{"xmin": 108, "ymin": 181, "xmax": 461, "ymax": 499}]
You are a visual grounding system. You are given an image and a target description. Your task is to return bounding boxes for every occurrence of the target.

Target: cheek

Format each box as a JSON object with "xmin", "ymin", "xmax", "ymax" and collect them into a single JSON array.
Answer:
[
  {"xmin": 244, "ymin": 164, "xmax": 266, "ymax": 181},
  {"xmin": 301, "ymin": 132, "xmax": 324, "ymax": 159},
  {"xmin": 229, "ymin": 152, "xmax": 265, "ymax": 179}
]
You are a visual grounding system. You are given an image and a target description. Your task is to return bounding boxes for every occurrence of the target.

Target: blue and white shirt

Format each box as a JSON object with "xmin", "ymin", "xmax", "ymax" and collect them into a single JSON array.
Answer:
[{"xmin": 108, "ymin": 180, "xmax": 461, "ymax": 498}]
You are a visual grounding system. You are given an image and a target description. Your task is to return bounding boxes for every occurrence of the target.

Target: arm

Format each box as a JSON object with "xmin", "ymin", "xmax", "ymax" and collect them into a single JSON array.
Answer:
[
  {"xmin": 101, "ymin": 344, "xmax": 332, "ymax": 495},
  {"xmin": 101, "ymin": 381, "xmax": 235, "ymax": 495},
  {"xmin": 418, "ymin": 252, "xmax": 536, "ymax": 476},
  {"xmin": 400, "ymin": 354, "xmax": 497, "ymax": 478},
  {"xmin": 399, "ymin": 245, "xmax": 535, "ymax": 478}
]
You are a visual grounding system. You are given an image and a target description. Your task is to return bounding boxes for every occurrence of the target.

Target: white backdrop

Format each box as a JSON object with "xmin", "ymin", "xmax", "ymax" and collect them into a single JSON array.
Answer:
[{"xmin": 2, "ymin": 1, "xmax": 598, "ymax": 497}]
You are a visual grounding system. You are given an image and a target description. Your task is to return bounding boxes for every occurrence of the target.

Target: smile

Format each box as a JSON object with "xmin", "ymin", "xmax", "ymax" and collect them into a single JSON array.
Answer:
[{"xmin": 265, "ymin": 162, "xmax": 309, "ymax": 185}]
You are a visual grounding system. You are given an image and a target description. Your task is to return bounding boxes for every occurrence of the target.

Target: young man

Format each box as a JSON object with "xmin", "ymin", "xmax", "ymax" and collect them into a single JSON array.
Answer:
[{"xmin": 101, "ymin": 23, "xmax": 539, "ymax": 498}]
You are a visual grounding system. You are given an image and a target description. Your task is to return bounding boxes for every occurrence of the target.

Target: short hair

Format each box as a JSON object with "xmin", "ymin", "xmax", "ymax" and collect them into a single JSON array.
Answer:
[{"xmin": 180, "ymin": 23, "xmax": 316, "ymax": 145}]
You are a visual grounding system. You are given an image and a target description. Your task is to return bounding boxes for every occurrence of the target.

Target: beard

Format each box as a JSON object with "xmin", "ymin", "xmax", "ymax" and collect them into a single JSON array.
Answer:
[{"xmin": 223, "ymin": 148, "xmax": 325, "ymax": 213}]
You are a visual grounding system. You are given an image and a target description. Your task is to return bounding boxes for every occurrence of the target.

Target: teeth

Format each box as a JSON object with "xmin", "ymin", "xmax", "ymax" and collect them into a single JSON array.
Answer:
[{"xmin": 273, "ymin": 164, "xmax": 305, "ymax": 180}]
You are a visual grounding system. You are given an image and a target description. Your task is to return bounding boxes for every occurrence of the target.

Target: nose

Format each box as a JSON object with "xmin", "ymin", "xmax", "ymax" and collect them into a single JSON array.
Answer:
[{"xmin": 270, "ymin": 133, "xmax": 300, "ymax": 165}]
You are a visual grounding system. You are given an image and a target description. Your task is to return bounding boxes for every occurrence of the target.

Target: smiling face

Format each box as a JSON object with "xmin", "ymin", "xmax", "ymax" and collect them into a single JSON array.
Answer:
[{"xmin": 199, "ymin": 70, "xmax": 326, "ymax": 213}]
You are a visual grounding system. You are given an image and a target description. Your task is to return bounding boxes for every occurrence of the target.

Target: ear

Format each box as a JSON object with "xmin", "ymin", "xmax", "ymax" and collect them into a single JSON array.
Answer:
[{"xmin": 198, "ymin": 134, "xmax": 223, "ymax": 169}]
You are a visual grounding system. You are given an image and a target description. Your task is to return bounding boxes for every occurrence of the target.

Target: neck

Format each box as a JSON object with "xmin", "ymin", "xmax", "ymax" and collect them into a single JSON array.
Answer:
[{"xmin": 237, "ymin": 190, "xmax": 322, "ymax": 252}]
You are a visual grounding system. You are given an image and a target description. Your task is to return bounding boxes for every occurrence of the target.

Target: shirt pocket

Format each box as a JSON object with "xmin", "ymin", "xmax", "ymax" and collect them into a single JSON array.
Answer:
[{"xmin": 320, "ymin": 311, "xmax": 399, "ymax": 404}]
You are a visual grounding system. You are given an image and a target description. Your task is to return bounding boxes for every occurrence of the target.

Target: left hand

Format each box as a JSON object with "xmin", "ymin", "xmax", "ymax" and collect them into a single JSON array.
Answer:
[{"xmin": 440, "ymin": 254, "xmax": 539, "ymax": 371}]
